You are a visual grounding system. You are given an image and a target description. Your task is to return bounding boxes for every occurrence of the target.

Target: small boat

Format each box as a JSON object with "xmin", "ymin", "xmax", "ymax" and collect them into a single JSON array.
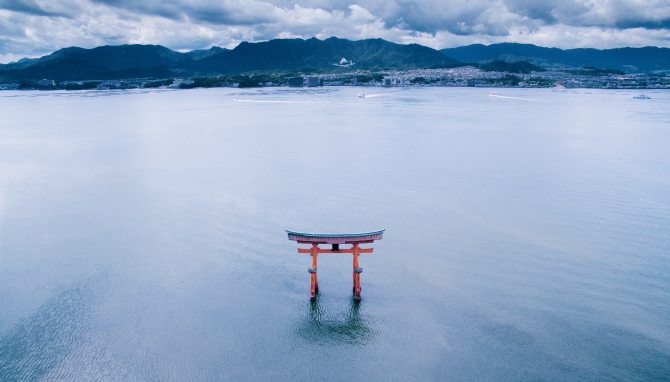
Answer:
[
  {"xmin": 633, "ymin": 94, "xmax": 651, "ymax": 99},
  {"xmin": 489, "ymin": 91, "xmax": 501, "ymax": 97},
  {"xmin": 357, "ymin": 93, "xmax": 366, "ymax": 98}
]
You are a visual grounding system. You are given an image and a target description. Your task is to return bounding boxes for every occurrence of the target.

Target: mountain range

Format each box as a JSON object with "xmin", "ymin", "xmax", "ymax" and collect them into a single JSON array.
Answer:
[
  {"xmin": 441, "ymin": 43, "xmax": 670, "ymax": 73},
  {"xmin": 0, "ymin": 37, "xmax": 457, "ymax": 81},
  {"xmin": 0, "ymin": 37, "xmax": 668, "ymax": 81}
]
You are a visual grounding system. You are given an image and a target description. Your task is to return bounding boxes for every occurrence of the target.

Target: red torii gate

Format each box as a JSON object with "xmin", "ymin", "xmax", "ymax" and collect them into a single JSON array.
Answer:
[{"xmin": 286, "ymin": 230, "xmax": 384, "ymax": 300}]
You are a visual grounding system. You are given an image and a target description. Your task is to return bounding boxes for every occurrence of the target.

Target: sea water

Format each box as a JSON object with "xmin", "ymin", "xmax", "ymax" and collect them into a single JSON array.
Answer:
[{"xmin": 0, "ymin": 87, "xmax": 669, "ymax": 380}]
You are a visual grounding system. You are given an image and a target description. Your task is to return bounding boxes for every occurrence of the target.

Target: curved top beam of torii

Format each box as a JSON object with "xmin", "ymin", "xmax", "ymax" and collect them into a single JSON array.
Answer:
[{"xmin": 285, "ymin": 230, "xmax": 384, "ymax": 244}]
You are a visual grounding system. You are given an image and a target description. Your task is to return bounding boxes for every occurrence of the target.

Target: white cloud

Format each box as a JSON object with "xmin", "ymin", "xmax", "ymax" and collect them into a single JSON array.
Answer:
[{"xmin": 0, "ymin": 0, "xmax": 669, "ymax": 63}]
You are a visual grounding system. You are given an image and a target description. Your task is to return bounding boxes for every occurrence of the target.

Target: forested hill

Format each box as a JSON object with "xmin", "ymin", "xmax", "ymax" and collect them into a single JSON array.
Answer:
[{"xmin": 0, "ymin": 37, "xmax": 460, "ymax": 81}]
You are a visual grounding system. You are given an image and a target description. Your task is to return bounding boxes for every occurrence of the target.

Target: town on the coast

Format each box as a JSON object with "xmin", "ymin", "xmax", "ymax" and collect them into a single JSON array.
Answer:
[
  {"xmin": 1, "ymin": 38, "xmax": 669, "ymax": 90},
  {"xmin": 3, "ymin": 66, "xmax": 669, "ymax": 91}
]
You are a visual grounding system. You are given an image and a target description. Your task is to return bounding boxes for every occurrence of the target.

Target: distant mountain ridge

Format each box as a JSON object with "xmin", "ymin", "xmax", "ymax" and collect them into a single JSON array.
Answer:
[
  {"xmin": 0, "ymin": 37, "xmax": 459, "ymax": 81},
  {"xmin": 1, "ymin": 38, "xmax": 669, "ymax": 81},
  {"xmin": 441, "ymin": 43, "xmax": 670, "ymax": 73}
]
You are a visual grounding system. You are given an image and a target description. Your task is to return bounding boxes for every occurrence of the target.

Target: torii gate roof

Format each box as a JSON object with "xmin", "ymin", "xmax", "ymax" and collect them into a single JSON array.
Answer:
[{"xmin": 286, "ymin": 230, "xmax": 384, "ymax": 244}]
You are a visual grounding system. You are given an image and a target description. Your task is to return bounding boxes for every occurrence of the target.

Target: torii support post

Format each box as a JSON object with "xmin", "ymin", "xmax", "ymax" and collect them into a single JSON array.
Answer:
[
  {"xmin": 351, "ymin": 243, "xmax": 362, "ymax": 299},
  {"xmin": 286, "ymin": 230, "xmax": 384, "ymax": 301},
  {"xmin": 309, "ymin": 243, "xmax": 319, "ymax": 298}
]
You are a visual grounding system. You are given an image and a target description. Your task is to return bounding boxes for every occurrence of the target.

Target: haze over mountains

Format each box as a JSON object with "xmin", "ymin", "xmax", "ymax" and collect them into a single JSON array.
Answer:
[{"xmin": 0, "ymin": 37, "xmax": 668, "ymax": 81}]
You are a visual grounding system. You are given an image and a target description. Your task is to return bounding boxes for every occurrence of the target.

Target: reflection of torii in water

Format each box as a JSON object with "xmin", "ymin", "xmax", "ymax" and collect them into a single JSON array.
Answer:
[
  {"xmin": 286, "ymin": 230, "xmax": 384, "ymax": 300},
  {"xmin": 296, "ymin": 298, "xmax": 376, "ymax": 345}
]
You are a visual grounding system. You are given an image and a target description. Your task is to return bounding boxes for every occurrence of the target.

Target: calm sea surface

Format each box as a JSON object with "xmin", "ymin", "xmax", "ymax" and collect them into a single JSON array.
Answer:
[{"xmin": 0, "ymin": 87, "xmax": 669, "ymax": 381}]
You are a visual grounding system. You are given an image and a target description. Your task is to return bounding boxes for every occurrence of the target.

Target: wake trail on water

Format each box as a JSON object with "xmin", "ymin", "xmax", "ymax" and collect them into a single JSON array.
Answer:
[
  {"xmin": 232, "ymin": 98, "xmax": 327, "ymax": 104},
  {"xmin": 493, "ymin": 95, "xmax": 539, "ymax": 102},
  {"xmin": 358, "ymin": 90, "xmax": 407, "ymax": 98},
  {"xmin": 360, "ymin": 93, "xmax": 390, "ymax": 98}
]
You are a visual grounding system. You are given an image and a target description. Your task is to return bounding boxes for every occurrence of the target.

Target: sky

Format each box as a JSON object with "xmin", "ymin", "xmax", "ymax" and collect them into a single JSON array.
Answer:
[{"xmin": 1, "ymin": 0, "xmax": 669, "ymax": 63}]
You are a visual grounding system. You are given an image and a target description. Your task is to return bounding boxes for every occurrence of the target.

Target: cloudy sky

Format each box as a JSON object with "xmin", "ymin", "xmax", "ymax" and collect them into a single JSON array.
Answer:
[{"xmin": 1, "ymin": 0, "xmax": 669, "ymax": 62}]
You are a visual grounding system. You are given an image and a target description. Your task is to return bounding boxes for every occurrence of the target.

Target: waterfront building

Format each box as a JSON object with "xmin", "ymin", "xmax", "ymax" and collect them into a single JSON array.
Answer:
[
  {"xmin": 288, "ymin": 77, "xmax": 304, "ymax": 87},
  {"xmin": 169, "ymin": 79, "xmax": 194, "ymax": 88},
  {"xmin": 0, "ymin": 82, "xmax": 19, "ymax": 90},
  {"xmin": 37, "ymin": 79, "xmax": 56, "ymax": 87},
  {"xmin": 306, "ymin": 76, "xmax": 320, "ymax": 87}
]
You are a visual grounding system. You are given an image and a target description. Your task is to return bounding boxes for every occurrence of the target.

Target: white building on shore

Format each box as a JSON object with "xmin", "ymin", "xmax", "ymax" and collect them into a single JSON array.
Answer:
[{"xmin": 37, "ymin": 79, "xmax": 56, "ymax": 87}]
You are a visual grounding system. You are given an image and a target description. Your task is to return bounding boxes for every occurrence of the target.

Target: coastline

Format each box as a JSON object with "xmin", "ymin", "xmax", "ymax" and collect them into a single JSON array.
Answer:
[{"xmin": 2, "ymin": 67, "xmax": 669, "ymax": 91}]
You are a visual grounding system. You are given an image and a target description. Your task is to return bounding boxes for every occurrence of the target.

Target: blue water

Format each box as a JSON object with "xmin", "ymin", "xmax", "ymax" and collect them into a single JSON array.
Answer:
[{"xmin": 0, "ymin": 87, "xmax": 669, "ymax": 380}]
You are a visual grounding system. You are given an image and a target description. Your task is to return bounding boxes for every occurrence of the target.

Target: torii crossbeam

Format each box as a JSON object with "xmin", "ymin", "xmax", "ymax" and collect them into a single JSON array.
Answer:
[{"xmin": 286, "ymin": 230, "xmax": 384, "ymax": 300}]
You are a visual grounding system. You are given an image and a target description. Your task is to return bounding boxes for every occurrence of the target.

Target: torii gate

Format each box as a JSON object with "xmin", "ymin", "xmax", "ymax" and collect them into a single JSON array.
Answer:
[{"xmin": 286, "ymin": 230, "xmax": 384, "ymax": 300}]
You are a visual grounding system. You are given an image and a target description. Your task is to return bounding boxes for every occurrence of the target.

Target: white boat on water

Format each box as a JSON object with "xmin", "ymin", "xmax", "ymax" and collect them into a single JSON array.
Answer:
[
  {"xmin": 633, "ymin": 94, "xmax": 651, "ymax": 99},
  {"xmin": 490, "ymin": 91, "xmax": 501, "ymax": 97},
  {"xmin": 357, "ymin": 93, "xmax": 366, "ymax": 98}
]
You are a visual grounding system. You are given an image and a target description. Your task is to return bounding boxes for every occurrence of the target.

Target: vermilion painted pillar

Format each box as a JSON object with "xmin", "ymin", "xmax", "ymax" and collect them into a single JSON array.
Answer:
[
  {"xmin": 309, "ymin": 243, "xmax": 319, "ymax": 300},
  {"xmin": 352, "ymin": 243, "xmax": 362, "ymax": 300}
]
